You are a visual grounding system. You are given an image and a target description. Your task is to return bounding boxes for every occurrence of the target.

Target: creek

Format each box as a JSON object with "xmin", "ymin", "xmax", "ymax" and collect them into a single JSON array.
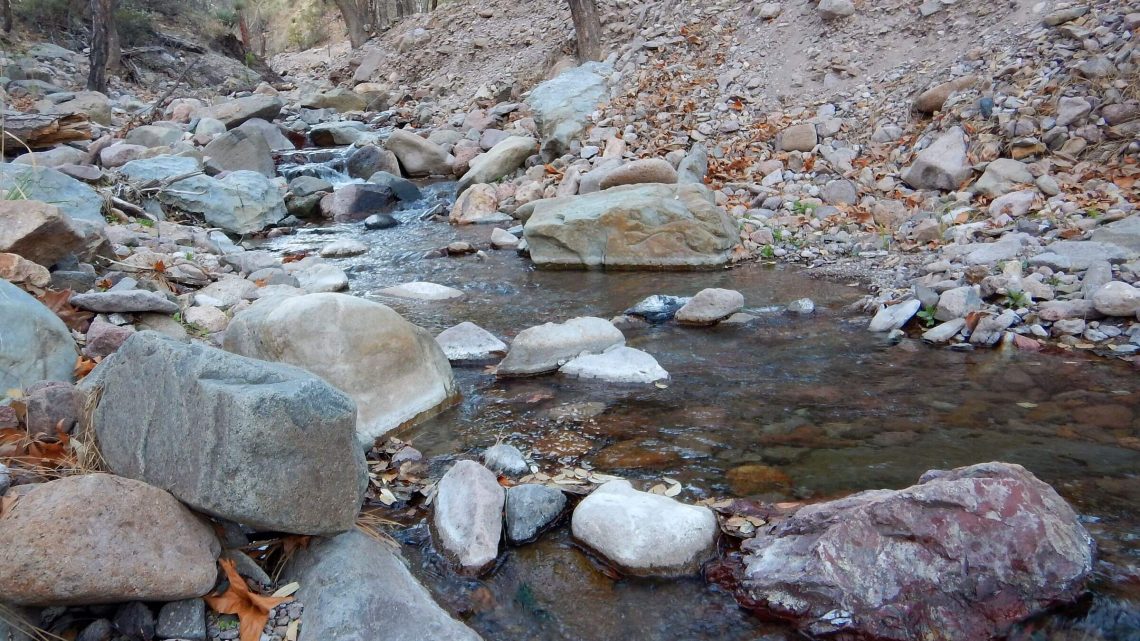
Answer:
[{"xmin": 264, "ymin": 176, "xmax": 1140, "ymax": 641}]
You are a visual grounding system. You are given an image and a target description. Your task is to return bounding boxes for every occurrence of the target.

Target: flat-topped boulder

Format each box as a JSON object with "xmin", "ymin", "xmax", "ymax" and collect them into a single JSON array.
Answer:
[
  {"xmin": 435, "ymin": 321, "xmax": 509, "ymax": 363},
  {"xmin": 524, "ymin": 183, "xmax": 737, "ymax": 269}
]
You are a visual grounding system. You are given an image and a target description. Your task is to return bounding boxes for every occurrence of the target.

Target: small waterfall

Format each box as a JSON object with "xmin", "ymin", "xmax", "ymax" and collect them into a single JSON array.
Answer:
[{"xmin": 276, "ymin": 147, "xmax": 358, "ymax": 185}]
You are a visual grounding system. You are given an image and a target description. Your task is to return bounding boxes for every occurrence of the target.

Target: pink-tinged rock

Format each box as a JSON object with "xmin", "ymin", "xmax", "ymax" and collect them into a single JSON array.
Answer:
[
  {"xmin": 738, "ymin": 462, "xmax": 1094, "ymax": 641},
  {"xmin": 24, "ymin": 380, "xmax": 83, "ymax": 437},
  {"xmin": 0, "ymin": 473, "xmax": 220, "ymax": 606},
  {"xmin": 83, "ymin": 318, "xmax": 136, "ymax": 359}
]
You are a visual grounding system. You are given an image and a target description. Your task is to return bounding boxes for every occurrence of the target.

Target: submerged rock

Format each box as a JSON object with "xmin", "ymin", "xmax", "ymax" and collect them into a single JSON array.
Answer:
[
  {"xmin": 432, "ymin": 460, "xmax": 504, "ymax": 573},
  {"xmin": 524, "ymin": 183, "xmax": 737, "ymax": 269},
  {"xmin": 571, "ymin": 480, "xmax": 718, "ymax": 577},
  {"xmin": 283, "ymin": 530, "xmax": 483, "ymax": 641},
  {"xmin": 738, "ymin": 462, "xmax": 1094, "ymax": 640},
  {"xmin": 224, "ymin": 293, "xmax": 457, "ymax": 446},
  {"xmin": 498, "ymin": 316, "xmax": 624, "ymax": 376},
  {"xmin": 377, "ymin": 281, "xmax": 465, "ymax": 301},
  {"xmin": 0, "ymin": 473, "xmax": 220, "ymax": 606},
  {"xmin": 82, "ymin": 331, "xmax": 367, "ymax": 535}
]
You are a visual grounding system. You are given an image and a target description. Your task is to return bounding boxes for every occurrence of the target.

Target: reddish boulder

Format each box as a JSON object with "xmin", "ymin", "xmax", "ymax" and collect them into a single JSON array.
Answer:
[{"xmin": 738, "ymin": 462, "xmax": 1094, "ymax": 640}]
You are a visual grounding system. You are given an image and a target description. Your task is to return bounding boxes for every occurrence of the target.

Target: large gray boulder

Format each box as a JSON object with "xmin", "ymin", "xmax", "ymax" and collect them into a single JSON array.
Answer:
[
  {"xmin": 456, "ymin": 136, "xmax": 537, "ymax": 193},
  {"xmin": 432, "ymin": 460, "xmax": 504, "ymax": 573},
  {"xmin": 122, "ymin": 158, "xmax": 287, "ymax": 234},
  {"xmin": 900, "ymin": 127, "xmax": 972, "ymax": 191},
  {"xmin": 203, "ymin": 128, "xmax": 276, "ymax": 177},
  {"xmin": 81, "ymin": 331, "xmax": 367, "ymax": 535},
  {"xmin": 0, "ymin": 473, "xmax": 220, "ymax": 606},
  {"xmin": 224, "ymin": 294, "xmax": 457, "ymax": 447},
  {"xmin": 524, "ymin": 183, "xmax": 737, "ymax": 269},
  {"xmin": 497, "ymin": 316, "xmax": 624, "ymax": 377},
  {"xmin": 202, "ymin": 95, "xmax": 284, "ymax": 129},
  {"xmin": 0, "ymin": 278, "xmax": 76, "ymax": 390},
  {"xmin": 237, "ymin": 118, "xmax": 296, "ymax": 151},
  {"xmin": 571, "ymin": 480, "xmax": 718, "ymax": 577},
  {"xmin": 283, "ymin": 530, "xmax": 483, "ymax": 641},
  {"xmin": 0, "ymin": 164, "xmax": 106, "ymax": 231},
  {"xmin": 526, "ymin": 62, "xmax": 611, "ymax": 158},
  {"xmin": 738, "ymin": 462, "xmax": 1094, "ymax": 640},
  {"xmin": 44, "ymin": 90, "xmax": 112, "ymax": 125},
  {"xmin": 385, "ymin": 129, "xmax": 454, "ymax": 177}
]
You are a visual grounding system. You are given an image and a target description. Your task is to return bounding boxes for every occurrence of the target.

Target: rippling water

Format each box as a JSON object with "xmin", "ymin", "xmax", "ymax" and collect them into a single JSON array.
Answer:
[{"xmin": 264, "ymin": 182, "xmax": 1140, "ymax": 641}]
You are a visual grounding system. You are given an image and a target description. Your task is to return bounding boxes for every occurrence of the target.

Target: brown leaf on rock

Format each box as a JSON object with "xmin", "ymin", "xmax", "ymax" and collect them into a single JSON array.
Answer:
[
  {"xmin": 75, "ymin": 356, "xmax": 99, "ymax": 379},
  {"xmin": 204, "ymin": 558, "xmax": 289, "ymax": 641},
  {"xmin": 36, "ymin": 289, "xmax": 93, "ymax": 332}
]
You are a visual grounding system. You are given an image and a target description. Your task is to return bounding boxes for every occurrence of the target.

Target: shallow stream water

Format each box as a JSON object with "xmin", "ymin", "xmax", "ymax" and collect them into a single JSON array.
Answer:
[{"xmin": 265, "ymin": 181, "xmax": 1140, "ymax": 641}]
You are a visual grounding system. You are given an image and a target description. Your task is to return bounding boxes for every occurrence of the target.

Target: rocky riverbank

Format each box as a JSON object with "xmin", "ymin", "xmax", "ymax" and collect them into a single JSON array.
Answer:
[{"xmin": 1, "ymin": 0, "xmax": 1138, "ymax": 639}]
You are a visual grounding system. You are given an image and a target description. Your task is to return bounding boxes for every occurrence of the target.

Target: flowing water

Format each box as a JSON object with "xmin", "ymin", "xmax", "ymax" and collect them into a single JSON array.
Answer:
[{"xmin": 264, "ymin": 181, "xmax": 1140, "ymax": 641}]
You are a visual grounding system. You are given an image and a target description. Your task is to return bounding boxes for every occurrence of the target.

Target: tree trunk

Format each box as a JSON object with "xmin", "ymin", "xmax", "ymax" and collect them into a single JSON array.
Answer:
[
  {"xmin": 87, "ymin": 0, "xmax": 112, "ymax": 92},
  {"xmin": 333, "ymin": 0, "xmax": 369, "ymax": 49},
  {"xmin": 107, "ymin": 4, "xmax": 121, "ymax": 71},
  {"xmin": 567, "ymin": 0, "xmax": 602, "ymax": 62},
  {"xmin": 2, "ymin": 0, "xmax": 13, "ymax": 33}
]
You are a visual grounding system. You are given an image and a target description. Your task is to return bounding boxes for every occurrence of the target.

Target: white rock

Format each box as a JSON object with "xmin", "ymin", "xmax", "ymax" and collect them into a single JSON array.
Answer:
[
  {"xmin": 432, "ymin": 461, "xmax": 504, "ymax": 573},
  {"xmin": 559, "ymin": 345, "xmax": 668, "ymax": 384},
  {"xmin": 490, "ymin": 227, "xmax": 520, "ymax": 249},
  {"xmin": 435, "ymin": 322, "xmax": 508, "ymax": 362},
  {"xmin": 295, "ymin": 264, "xmax": 349, "ymax": 293},
  {"xmin": 1092, "ymin": 281, "xmax": 1140, "ymax": 317},
  {"xmin": 377, "ymin": 281, "xmax": 464, "ymax": 301},
  {"xmin": 868, "ymin": 300, "xmax": 921, "ymax": 332},
  {"xmin": 183, "ymin": 305, "xmax": 228, "ymax": 333},
  {"xmin": 498, "ymin": 317, "xmax": 624, "ymax": 377},
  {"xmin": 818, "ymin": 0, "xmax": 855, "ymax": 18},
  {"xmin": 319, "ymin": 240, "xmax": 368, "ymax": 258},
  {"xmin": 571, "ymin": 480, "xmax": 717, "ymax": 576}
]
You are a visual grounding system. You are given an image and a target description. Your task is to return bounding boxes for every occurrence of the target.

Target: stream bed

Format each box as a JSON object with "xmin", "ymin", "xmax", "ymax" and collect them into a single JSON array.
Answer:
[{"xmin": 264, "ymin": 181, "xmax": 1140, "ymax": 641}]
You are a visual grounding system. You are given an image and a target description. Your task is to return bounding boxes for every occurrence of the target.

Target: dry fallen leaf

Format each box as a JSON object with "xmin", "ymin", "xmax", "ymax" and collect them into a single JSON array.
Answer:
[
  {"xmin": 36, "ymin": 289, "xmax": 93, "ymax": 332},
  {"xmin": 204, "ymin": 558, "xmax": 289, "ymax": 641}
]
